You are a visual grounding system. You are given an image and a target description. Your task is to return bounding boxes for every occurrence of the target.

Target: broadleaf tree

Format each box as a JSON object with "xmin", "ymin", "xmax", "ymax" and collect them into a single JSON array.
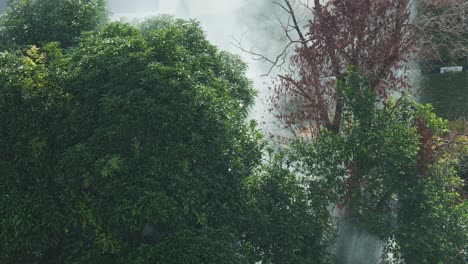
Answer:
[
  {"xmin": 0, "ymin": 0, "xmax": 108, "ymax": 49},
  {"xmin": 275, "ymin": 70, "xmax": 467, "ymax": 263},
  {"xmin": 0, "ymin": 15, "xmax": 263, "ymax": 263}
]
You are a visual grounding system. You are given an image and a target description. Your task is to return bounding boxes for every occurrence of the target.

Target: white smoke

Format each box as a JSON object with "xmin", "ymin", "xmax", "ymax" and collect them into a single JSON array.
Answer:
[{"xmin": 108, "ymin": 0, "xmax": 291, "ymax": 129}]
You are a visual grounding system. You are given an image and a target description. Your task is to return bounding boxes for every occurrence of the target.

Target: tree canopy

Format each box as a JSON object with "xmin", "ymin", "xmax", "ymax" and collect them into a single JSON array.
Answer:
[
  {"xmin": 0, "ymin": 0, "xmax": 108, "ymax": 49},
  {"xmin": 0, "ymin": 1, "xmax": 466, "ymax": 263},
  {"xmin": 0, "ymin": 14, "xmax": 263, "ymax": 262},
  {"xmin": 266, "ymin": 0, "xmax": 415, "ymax": 138},
  {"xmin": 271, "ymin": 70, "xmax": 467, "ymax": 263}
]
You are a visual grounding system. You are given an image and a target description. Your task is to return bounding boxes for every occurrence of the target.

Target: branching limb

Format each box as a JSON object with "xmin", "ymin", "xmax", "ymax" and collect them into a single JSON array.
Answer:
[
  {"xmin": 233, "ymin": 38, "xmax": 296, "ymax": 76},
  {"xmin": 277, "ymin": 0, "xmax": 308, "ymax": 45}
]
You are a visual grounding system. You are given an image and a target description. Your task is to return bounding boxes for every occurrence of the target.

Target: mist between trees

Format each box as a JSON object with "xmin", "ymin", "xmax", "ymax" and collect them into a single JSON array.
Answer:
[{"xmin": 0, "ymin": 0, "xmax": 466, "ymax": 263}]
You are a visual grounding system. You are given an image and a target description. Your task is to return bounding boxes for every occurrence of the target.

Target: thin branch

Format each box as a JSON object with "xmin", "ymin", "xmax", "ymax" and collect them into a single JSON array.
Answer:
[
  {"xmin": 299, "ymin": 0, "xmax": 315, "ymax": 14},
  {"xmin": 273, "ymin": 1, "xmax": 291, "ymax": 14},
  {"xmin": 283, "ymin": 0, "xmax": 308, "ymax": 45},
  {"xmin": 233, "ymin": 37, "xmax": 296, "ymax": 76}
]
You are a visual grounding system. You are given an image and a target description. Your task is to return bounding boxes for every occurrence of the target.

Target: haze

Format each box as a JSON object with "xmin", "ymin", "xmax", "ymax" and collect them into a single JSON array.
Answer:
[{"xmin": 109, "ymin": 0, "xmax": 290, "ymax": 125}]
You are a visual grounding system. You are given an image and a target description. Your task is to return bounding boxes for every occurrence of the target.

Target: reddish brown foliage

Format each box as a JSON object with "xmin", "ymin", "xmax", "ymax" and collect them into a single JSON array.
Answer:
[{"xmin": 270, "ymin": 0, "xmax": 416, "ymax": 139}]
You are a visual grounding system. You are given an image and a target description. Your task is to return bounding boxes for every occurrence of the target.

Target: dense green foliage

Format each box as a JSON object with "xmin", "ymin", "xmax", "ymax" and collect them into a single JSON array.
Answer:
[
  {"xmin": 0, "ymin": 0, "xmax": 108, "ymax": 48},
  {"xmin": 396, "ymin": 158, "xmax": 467, "ymax": 263},
  {"xmin": 242, "ymin": 152, "xmax": 333, "ymax": 264},
  {"xmin": 0, "ymin": 2, "xmax": 466, "ymax": 263},
  {"xmin": 281, "ymin": 71, "xmax": 467, "ymax": 263},
  {"xmin": 0, "ymin": 43, "xmax": 72, "ymax": 263},
  {"xmin": 0, "ymin": 14, "xmax": 263, "ymax": 262}
]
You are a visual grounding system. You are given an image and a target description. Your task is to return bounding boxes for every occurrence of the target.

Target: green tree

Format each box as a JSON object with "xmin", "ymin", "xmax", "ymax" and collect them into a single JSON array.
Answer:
[
  {"xmin": 392, "ymin": 105, "xmax": 468, "ymax": 263},
  {"xmin": 0, "ymin": 18, "xmax": 262, "ymax": 262},
  {"xmin": 279, "ymin": 70, "xmax": 467, "ymax": 263},
  {"xmin": 395, "ymin": 159, "xmax": 467, "ymax": 263},
  {"xmin": 0, "ymin": 43, "xmax": 72, "ymax": 263},
  {"xmin": 242, "ymin": 151, "xmax": 333, "ymax": 264},
  {"xmin": 0, "ymin": 0, "xmax": 108, "ymax": 49}
]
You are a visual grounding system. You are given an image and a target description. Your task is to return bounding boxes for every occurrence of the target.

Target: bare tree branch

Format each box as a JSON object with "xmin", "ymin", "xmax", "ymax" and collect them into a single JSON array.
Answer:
[
  {"xmin": 283, "ymin": 0, "xmax": 308, "ymax": 45},
  {"xmin": 233, "ymin": 37, "xmax": 296, "ymax": 76},
  {"xmin": 416, "ymin": 0, "xmax": 468, "ymax": 64}
]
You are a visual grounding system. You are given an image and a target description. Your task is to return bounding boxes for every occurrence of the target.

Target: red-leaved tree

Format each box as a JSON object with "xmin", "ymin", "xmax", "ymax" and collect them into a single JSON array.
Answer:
[{"xmin": 269, "ymin": 0, "xmax": 416, "ymax": 140}]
